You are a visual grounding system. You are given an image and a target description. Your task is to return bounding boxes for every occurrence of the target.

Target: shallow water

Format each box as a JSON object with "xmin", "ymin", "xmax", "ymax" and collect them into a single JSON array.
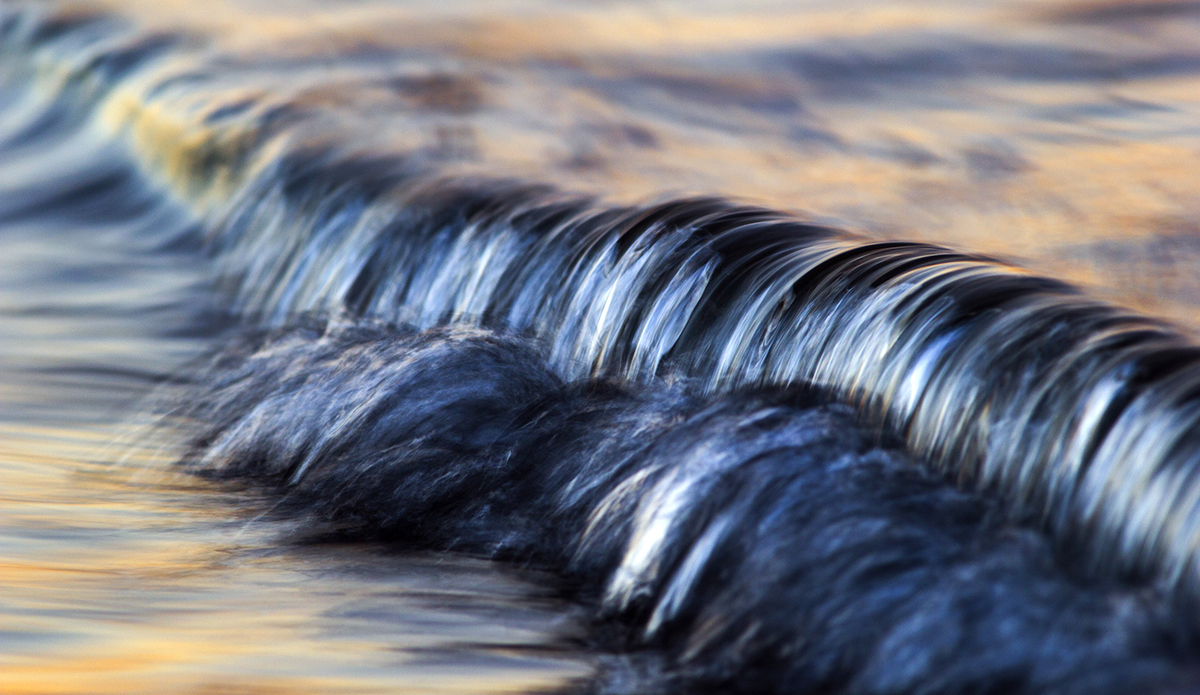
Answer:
[
  {"xmin": 3, "ymin": 0, "xmax": 1200, "ymax": 692},
  {"xmin": 0, "ymin": 429, "xmax": 589, "ymax": 694}
]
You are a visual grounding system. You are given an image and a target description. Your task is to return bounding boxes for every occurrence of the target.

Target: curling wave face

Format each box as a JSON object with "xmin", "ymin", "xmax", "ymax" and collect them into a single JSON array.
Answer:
[
  {"xmin": 204, "ymin": 165, "xmax": 1200, "ymax": 597},
  {"xmin": 5, "ymin": 0, "xmax": 1200, "ymax": 692}
]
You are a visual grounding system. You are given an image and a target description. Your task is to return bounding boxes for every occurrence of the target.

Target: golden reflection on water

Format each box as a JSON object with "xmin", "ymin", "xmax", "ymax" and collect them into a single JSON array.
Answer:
[
  {"xmin": 82, "ymin": 0, "xmax": 1200, "ymax": 328},
  {"xmin": 0, "ymin": 424, "xmax": 589, "ymax": 694}
]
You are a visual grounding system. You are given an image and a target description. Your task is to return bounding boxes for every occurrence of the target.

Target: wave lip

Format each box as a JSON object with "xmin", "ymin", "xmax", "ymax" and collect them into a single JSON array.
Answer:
[{"xmin": 205, "ymin": 151, "xmax": 1200, "ymax": 599}]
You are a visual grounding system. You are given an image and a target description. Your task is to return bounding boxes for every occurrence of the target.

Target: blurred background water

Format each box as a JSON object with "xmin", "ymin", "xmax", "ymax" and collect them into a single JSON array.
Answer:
[{"xmin": 1, "ymin": 0, "xmax": 1200, "ymax": 692}]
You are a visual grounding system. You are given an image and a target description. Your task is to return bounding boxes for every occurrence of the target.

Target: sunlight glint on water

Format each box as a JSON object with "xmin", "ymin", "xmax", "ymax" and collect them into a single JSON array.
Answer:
[{"xmin": 0, "ymin": 423, "xmax": 589, "ymax": 694}]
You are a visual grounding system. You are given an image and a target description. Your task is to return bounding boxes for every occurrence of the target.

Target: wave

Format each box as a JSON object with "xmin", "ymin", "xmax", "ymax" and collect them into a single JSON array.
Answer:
[
  {"xmin": 6, "ymin": 1, "xmax": 1200, "ymax": 692},
  {"xmin": 187, "ymin": 64, "xmax": 1200, "ymax": 603},
  {"xmin": 171, "ymin": 319, "xmax": 1194, "ymax": 695}
]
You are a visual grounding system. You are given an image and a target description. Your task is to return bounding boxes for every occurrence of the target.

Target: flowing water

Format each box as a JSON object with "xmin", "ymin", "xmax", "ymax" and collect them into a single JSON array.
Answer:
[{"xmin": 3, "ymin": 0, "xmax": 1200, "ymax": 692}]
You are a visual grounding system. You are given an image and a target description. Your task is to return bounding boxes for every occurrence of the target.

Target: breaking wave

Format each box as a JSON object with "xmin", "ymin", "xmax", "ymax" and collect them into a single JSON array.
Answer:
[
  {"xmin": 7, "ymin": 2, "xmax": 1200, "ymax": 692},
  {"xmin": 171, "ymin": 319, "xmax": 1195, "ymax": 694}
]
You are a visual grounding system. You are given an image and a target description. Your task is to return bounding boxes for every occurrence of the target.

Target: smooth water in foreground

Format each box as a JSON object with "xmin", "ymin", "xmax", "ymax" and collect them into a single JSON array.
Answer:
[{"xmin": 3, "ymin": 0, "xmax": 1200, "ymax": 692}]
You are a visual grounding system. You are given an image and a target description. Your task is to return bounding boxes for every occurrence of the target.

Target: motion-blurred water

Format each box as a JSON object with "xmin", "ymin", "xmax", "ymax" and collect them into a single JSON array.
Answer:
[{"xmin": 2, "ymin": 0, "xmax": 1200, "ymax": 692}]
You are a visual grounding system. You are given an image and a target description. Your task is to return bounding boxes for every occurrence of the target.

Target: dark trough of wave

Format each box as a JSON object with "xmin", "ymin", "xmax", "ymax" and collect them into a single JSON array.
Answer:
[
  {"xmin": 173, "ymin": 319, "xmax": 1199, "ymax": 694},
  {"xmin": 7, "ymin": 3, "xmax": 1200, "ymax": 693}
]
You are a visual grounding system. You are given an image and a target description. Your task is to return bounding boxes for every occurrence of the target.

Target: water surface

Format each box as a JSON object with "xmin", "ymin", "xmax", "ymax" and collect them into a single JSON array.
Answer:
[{"xmin": 3, "ymin": 0, "xmax": 1200, "ymax": 692}]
